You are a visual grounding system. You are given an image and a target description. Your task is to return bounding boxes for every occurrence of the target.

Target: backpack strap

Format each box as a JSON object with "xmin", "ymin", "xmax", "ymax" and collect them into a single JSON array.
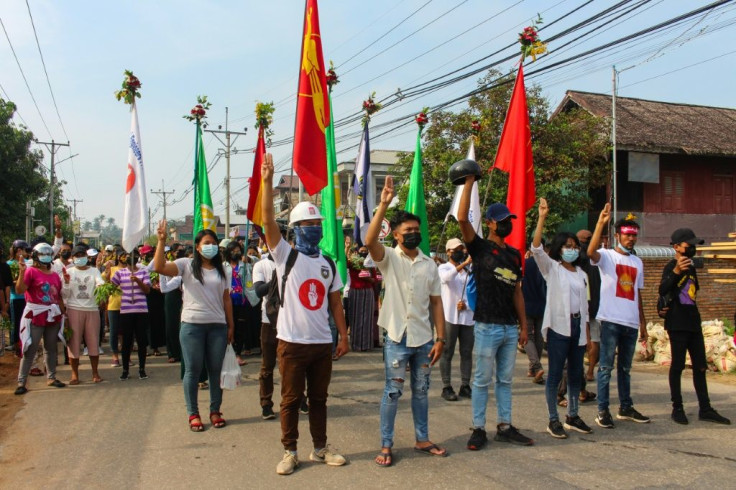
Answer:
[
  {"xmin": 278, "ymin": 249, "xmax": 299, "ymax": 308},
  {"xmin": 323, "ymin": 256, "xmax": 337, "ymax": 290}
]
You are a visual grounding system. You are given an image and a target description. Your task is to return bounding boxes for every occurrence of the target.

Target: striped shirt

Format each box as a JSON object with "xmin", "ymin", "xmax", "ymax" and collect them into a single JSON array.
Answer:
[{"xmin": 111, "ymin": 267, "xmax": 151, "ymax": 314}]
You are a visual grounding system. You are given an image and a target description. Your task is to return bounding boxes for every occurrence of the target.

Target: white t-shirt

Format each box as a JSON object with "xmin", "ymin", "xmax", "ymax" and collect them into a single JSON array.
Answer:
[
  {"xmin": 592, "ymin": 248, "xmax": 644, "ymax": 329},
  {"xmin": 252, "ymin": 258, "xmax": 276, "ymax": 324},
  {"xmin": 62, "ymin": 266, "xmax": 105, "ymax": 311},
  {"xmin": 437, "ymin": 262, "xmax": 474, "ymax": 326},
  {"xmin": 564, "ymin": 267, "xmax": 583, "ymax": 315},
  {"xmin": 269, "ymin": 238, "xmax": 342, "ymax": 344},
  {"xmin": 174, "ymin": 258, "xmax": 229, "ymax": 325}
]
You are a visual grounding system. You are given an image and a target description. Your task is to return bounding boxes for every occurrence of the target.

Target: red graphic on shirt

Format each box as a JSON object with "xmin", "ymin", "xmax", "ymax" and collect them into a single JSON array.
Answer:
[
  {"xmin": 298, "ymin": 279, "xmax": 326, "ymax": 311},
  {"xmin": 615, "ymin": 264, "xmax": 637, "ymax": 301}
]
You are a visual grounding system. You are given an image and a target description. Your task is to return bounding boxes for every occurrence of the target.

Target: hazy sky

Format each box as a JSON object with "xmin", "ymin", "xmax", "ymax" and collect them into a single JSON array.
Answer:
[{"xmin": 2, "ymin": 0, "xmax": 735, "ymax": 227}]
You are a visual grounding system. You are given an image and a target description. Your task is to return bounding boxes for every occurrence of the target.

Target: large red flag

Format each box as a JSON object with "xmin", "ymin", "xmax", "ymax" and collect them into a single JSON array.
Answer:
[
  {"xmin": 247, "ymin": 127, "xmax": 266, "ymax": 238},
  {"xmin": 293, "ymin": 0, "xmax": 329, "ymax": 196},
  {"xmin": 493, "ymin": 64, "xmax": 536, "ymax": 255}
]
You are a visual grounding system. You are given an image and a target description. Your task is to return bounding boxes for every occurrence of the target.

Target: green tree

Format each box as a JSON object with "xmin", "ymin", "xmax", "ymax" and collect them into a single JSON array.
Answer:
[{"xmin": 392, "ymin": 69, "xmax": 610, "ymax": 251}]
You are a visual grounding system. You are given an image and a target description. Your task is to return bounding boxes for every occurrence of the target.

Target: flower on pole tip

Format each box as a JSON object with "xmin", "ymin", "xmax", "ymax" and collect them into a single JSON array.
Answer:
[
  {"xmin": 326, "ymin": 61, "xmax": 339, "ymax": 90},
  {"xmin": 114, "ymin": 70, "xmax": 142, "ymax": 105},
  {"xmin": 183, "ymin": 96, "xmax": 212, "ymax": 127},
  {"xmin": 415, "ymin": 107, "xmax": 429, "ymax": 128},
  {"xmin": 361, "ymin": 92, "xmax": 382, "ymax": 126},
  {"xmin": 470, "ymin": 120, "xmax": 482, "ymax": 143},
  {"xmin": 518, "ymin": 14, "xmax": 548, "ymax": 62},
  {"xmin": 255, "ymin": 101, "xmax": 275, "ymax": 147}
]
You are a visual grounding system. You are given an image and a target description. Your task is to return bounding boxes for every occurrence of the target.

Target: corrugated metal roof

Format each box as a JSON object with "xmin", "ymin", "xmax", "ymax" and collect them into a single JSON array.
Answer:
[{"xmin": 632, "ymin": 246, "xmax": 675, "ymax": 258}]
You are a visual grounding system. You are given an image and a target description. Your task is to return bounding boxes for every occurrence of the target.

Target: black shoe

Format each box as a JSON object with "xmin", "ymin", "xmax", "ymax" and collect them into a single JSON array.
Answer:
[
  {"xmin": 494, "ymin": 424, "xmax": 534, "ymax": 446},
  {"xmin": 467, "ymin": 428, "xmax": 487, "ymax": 450},
  {"xmin": 14, "ymin": 386, "xmax": 27, "ymax": 395},
  {"xmin": 299, "ymin": 398, "xmax": 309, "ymax": 414},
  {"xmin": 596, "ymin": 410, "xmax": 615, "ymax": 428},
  {"xmin": 458, "ymin": 384, "xmax": 472, "ymax": 398},
  {"xmin": 564, "ymin": 415, "xmax": 593, "ymax": 434},
  {"xmin": 442, "ymin": 387, "xmax": 458, "ymax": 401},
  {"xmin": 547, "ymin": 419, "xmax": 567, "ymax": 439},
  {"xmin": 671, "ymin": 407, "xmax": 688, "ymax": 425},
  {"xmin": 262, "ymin": 406, "xmax": 276, "ymax": 420},
  {"xmin": 699, "ymin": 408, "xmax": 731, "ymax": 425},
  {"xmin": 139, "ymin": 370, "xmax": 148, "ymax": 380},
  {"xmin": 119, "ymin": 371, "xmax": 129, "ymax": 381},
  {"xmin": 617, "ymin": 406, "xmax": 650, "ymax": 423}
]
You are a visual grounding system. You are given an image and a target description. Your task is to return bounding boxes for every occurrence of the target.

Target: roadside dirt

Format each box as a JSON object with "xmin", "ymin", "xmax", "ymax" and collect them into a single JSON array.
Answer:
[{"xmin": 0, "ymin": 354, "xmax": 23, "ymax": 445}]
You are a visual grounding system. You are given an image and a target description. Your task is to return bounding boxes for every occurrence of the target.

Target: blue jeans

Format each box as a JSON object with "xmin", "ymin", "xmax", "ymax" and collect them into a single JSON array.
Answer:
[
  {"xmin": 471, "ymin": 322, "xmax": 518, "ymax": 428},
  {"xmin": 597, "ymin": 321, "xmax": 638, "ymax": 412},
  {"xmin": 545, "ymin": 318, "xmax": 586, "ymax": 421},
  {"xmin": 379, "ymin": 335, "xmax": 433, "ymax": 448},
  {"xmin": 180, "ymin": 322, "xmax": 228, "ymax": 416}
]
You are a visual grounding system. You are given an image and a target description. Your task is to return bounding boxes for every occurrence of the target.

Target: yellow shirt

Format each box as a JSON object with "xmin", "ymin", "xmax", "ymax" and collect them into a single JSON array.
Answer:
[{"xmin": 107, "ymin": 266, "xmax": 123, "ymax": 311}]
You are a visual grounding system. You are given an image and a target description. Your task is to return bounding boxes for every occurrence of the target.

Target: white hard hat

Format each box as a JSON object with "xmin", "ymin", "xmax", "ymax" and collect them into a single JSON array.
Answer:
[
  {"xmin": 33, "ymin": 243, "xmax": 53, "ymax": 255},
  {"xmin": 288, "ymin": 202, "xmax": 324, "ymax": 227},
  {"xmin": 219, "ymin": 238, "xmax": 232, "ymax": 248}
]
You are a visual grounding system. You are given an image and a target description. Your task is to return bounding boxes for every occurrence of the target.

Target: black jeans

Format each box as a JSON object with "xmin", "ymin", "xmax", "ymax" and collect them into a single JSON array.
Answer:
[
  {"xmin": 669, "ymin": 329, "xmax": 710, "ymax": 410},
  {"xmin": 120, "ymin": 313, "xmax": 149, "ymax": 372}
]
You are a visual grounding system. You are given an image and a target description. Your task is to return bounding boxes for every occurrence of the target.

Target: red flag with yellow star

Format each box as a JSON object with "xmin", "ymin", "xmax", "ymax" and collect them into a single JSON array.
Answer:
[
  {"xmin": 293, "ymin": 0, "xmax": 330, "ymax": 195},
  {"xmin": 493, "ymin": 64, "xmax": 535, "ymax": 254}
]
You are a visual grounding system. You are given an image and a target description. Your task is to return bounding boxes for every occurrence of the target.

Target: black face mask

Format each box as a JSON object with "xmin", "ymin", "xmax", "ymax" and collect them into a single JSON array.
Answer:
[
  {"xmin": 402, "ymin": 232, "xmax": 422, "ymax": 250},
  {"xmin": 495, "ymin": 220, "xmax": 513, "ymax": 238},
  {"xmin": 60, "ymin": 251, "xmax": 72, "ymax": 260},
  {"xmin": 450, "ymin": 251, "xmax": 466, "ymax": 263},
  {"xmin": 683, "ymin": 245, "xmax": 696, "ymax": 258},
  {"xmin": 358, "ymin": 252, "xmax": 368, "ymax": 258},
  {"xmin": 231, "ymin": 253, "xmax": 243, "ymax": 262}
]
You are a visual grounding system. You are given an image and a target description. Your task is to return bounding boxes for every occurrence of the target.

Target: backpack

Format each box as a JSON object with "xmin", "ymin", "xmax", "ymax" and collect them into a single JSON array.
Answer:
[{"xmin": 264, "ymin": 249, "xmax": 336, "ymax": 326}]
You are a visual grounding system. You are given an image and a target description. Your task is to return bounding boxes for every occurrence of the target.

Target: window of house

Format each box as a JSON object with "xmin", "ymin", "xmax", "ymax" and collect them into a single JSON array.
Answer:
[
  {"xmin": 374, "ymin": 176, "xmax": 385, "ymax": 206},
  {"xmin": 661, "ymin": 170, "xmax": 684, "ymax": 213}
]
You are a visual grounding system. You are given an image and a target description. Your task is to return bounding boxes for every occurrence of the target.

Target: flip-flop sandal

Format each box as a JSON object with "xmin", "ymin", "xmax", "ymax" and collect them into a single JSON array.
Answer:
[
  {"xmin": 210, "ymin": 411, "xmax": 227, "ymax": 428},
  {"xmin": 413, "ymin": 444, "xmax": 448, "ymax": 457},
  {"xmin": 69, "ymin": 379, "xmax": 80, "ymax": 385},
  {"xmin": 30, "ymin": 368, "xmax": 43, "ymax": 376},
  {"xmin": 237, "ymin": 358, "xmax": 248, "ymax": 366},
  {"xmin": 557, "ymin": 396, "xmax": 568, "ymax": 407},
  {"xmin": 375, "ymin": 451, "xmax": 393, "ymax": 467},
  {"xmin": 93, "ymin": 377, "xmax": 104, "ymax": 383},
  {"xmin": 579, "ymin": 391, "xmax": 596, "ymax": 402},
  {"xmin": 189, "ymin": 415, "xmax": 204, "ymax": 432}
]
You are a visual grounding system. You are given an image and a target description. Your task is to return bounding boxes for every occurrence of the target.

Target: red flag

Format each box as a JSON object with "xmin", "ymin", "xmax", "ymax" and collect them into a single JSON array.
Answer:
[
  {"xmin": 493, "ymin": 64, "xmax": 536, "ymax": 254},
  {"xmin": 247, "ymin": 127, "xmax": 266, "ymax": 238},
  {"xmin": 293, "ymin": 0, "xmax": 330, "ymax": 195}
]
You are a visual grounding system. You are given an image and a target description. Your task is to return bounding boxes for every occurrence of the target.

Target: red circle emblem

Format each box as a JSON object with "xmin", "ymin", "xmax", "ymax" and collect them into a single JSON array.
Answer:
[
  {"xmin": 126, "ymin": 163, "xmax": 136, "ymax": 193},
  {"xmin": 298, "ymin": 279, "xmax": 326, "ymax": 311}
]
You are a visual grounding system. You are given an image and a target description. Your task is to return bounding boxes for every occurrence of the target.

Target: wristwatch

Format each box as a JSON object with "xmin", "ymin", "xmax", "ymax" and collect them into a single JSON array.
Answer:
[{"xmin": 435, "ymin": 337, "xmax": 446, "ymax": 343}]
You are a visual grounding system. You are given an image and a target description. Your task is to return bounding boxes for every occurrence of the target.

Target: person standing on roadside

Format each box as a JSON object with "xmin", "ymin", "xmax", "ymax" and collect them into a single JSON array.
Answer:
[
  {"xmin": 261, "ymin": 152, "xmax": 349, "ymax": 476},
  {"xmin": 587, "ymin": 204, "xmax": 650, "ymax": 429},
  {"xmin": 457, "ymin": 175, "xmax": 533, "ymax": 450},
  {"xmin": 438, "ymin": 237, "xmax": 474, "ymax": 402},
  {"xmin": 366, "ymin": 176, "xmax": 447, "ymax": 467},
  {"xmin": 252, "ymin": 252, "xmax": 278, "ymax": 421},
  {"xmin": 660, "ymin": 228, "xmax": 730, "ymax": 426},
  {"xmin": 522, "ymin": 243, "xmax": 547, "ymax": 385}
]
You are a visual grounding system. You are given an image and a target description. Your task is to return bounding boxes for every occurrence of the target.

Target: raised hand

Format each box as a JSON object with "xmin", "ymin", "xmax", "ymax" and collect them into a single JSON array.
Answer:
[
  {"xmin": 598, "ymin": 203, "xmax": 611, "ymax": 225},
  {"xmin": 538, "ymin": 198, "xmax": 549, "ymax": 219},
  {"xmin": 157, "ymin": 219, "xmax": 167, "ymax": 242},
  {"xmin": 261, "ymin": 152, "xmax": 274, "ymax": 181},
  {"xmin": 381, "ymin": 176, "xmax": 394, "ymax": 205},
  {"xmin": 54, "ymin": 214, "xmax": 62, "ymax": 229}
]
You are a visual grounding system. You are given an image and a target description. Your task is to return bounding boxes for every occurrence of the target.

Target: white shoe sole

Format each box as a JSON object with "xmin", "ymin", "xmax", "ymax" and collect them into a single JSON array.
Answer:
[
  {"xmin": 616, "ymin": 414, "xmax": 650, "ymax": 423},
  {"xmin": 564, "ymin": 422, "xmax": 593, "ymax": 434},
  {"xmin": 546, "ymin": 427, "xmax": 568, "ymax": 439},
  {"xmin": 595, "ymin": 418, "xmax": 614, "ymax": 429}
]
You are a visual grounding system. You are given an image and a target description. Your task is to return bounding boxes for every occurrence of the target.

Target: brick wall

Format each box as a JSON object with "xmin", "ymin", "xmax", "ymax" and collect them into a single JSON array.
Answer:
[{"xmin": 640, "ymin": 258, "xmax": 736, "ymax": 323}]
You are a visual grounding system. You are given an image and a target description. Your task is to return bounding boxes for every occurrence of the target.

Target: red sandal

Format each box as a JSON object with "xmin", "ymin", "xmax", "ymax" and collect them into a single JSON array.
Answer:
[
  {"xmin": 189, "ymin": 414, "xmax": 204, "ymax": 432},
  {"xmin": 210, "ymin": 411, "xmax": 226, "ymax": 428}
]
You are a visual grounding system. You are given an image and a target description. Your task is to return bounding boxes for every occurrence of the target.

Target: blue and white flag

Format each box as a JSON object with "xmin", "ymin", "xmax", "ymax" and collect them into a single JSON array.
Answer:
[
  {"xmin": 122, "ymin": 103, "xmax": 148, "ymax": 252},
  {"xmin": 446, "ymin": 137, "xmax": 482, "ymax": 234},
  {"xmin": 352, "ymin": 125, "xmax": 373, "ymax": 246}
]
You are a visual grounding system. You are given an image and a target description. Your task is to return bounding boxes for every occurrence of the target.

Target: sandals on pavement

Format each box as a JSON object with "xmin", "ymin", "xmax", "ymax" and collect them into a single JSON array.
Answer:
[
  {"xmin": 375, "ymin": 450, "xmax": 393, "ymax": 467},
  {"xmin": 579, "ymin": 390, "xmax": 597, "ymax": 402},
  {"xmin": 413, "ymin": 443, "xmax": 448, "ymax": 457},
  {"xmin": 29, "ymin": 367, "xmax": 43, "ymax": 376},
  {"xmin": 189, "ymin": 415, "xmax": 204, "ymax": 432},
  {"xmin": 210, "ymin": 411, "xmax": 227, "ymax": 428},
  {"xmin": 557, "ymin": 396, "xmax": 568, "ymax": 407}
]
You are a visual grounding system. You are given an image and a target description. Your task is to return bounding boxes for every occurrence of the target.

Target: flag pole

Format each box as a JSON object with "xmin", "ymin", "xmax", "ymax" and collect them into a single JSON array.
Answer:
[{"xmin": 288, "ymin": 0, "xmax": 311, "ymax": 212}]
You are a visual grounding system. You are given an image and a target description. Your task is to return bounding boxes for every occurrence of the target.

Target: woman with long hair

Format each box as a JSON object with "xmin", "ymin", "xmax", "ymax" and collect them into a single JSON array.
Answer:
[
  {"xmin": 153, "ymin": 221, "xmax": 234, "ymax": 432},
  {"xmin": 224, "ymin": 241, "xmax": 259, "ymax": 365},
  {"xmin": 14, "ymin": 243, "xmax": 67, "ymax": 394}
]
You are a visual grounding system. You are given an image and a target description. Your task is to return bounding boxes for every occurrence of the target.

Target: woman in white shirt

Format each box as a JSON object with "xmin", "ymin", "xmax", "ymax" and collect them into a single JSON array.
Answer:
[{"xmin": 532, "ymin": 199, "xmax": 592, "ymax": 440}]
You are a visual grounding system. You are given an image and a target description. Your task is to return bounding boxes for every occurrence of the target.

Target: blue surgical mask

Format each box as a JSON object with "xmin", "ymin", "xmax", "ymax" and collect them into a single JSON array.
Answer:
[
  {"xmin": 74, "ymin": 257, "xmax": 88, "ymax": 267},
  {"xmin": 200, "ymin": 244, "xmax": 219, "ymax": 259},
  {"xmin": 618, "ymin": 244, "xmax": 635, "ymax": 255},
  {"xmin": 294, "ymin": 225, "xmax": 323, "ymax": 256},
  {"xmin": 561, "ymin": 249, "xmax": 579, "ymax": 263},
  {"xmin": 38, "ymin": 255, "xmax": 52, "ymax": 264}
]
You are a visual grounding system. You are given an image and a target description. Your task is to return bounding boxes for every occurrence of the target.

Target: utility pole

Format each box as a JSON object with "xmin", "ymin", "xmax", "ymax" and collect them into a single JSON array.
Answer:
[
  {"xmin": 205, "ymin": 107, "xmax": 247, "ymax": 238},
  {"xmin": 611, "ymin": 66, "xmax": 618, "ymax": 245},
  {"xmin": 25, "ymin": 201, "xmax": 34, "ymax": 242},
  {"xmin": 148, "ymin": 207, "xmax": 153, "ymax": 239},
  {"xmin": 67, "ymin": 198, "xmax": 83, "ymax": 244},
  {"xmin": 35, "ymin": 140, "xmax": 70, "ymax": 234},
  {"xmin": 151, "ymin": 179, "xmax": 174, "ymax": 222}
]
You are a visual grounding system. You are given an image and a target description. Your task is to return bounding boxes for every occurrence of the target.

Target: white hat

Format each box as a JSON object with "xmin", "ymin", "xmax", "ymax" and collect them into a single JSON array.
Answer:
[
  {"xmin": 87, "ymin": 248, "xmax": 99, "ymax": 257},
  {"xmin": 105, "ymin": 245, "xmax": 114, "ymax": 252},
  {"xmin": 446, "ymin": 238, "xmax": 463, "ymax": 251},
  {"xmin": 219, "ymin": 238, "xmax": 231, "ymax": 248},
  {"xmin": 289, "ymin": 201, "xmax": 324, "ymax": 227},
  {"xmin": 164, "ymin": 246, "xmax": 171, "ymax": 252}
]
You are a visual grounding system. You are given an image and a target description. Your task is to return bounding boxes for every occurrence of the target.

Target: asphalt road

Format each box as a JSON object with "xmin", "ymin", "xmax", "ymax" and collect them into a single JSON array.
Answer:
[{"xmin": 1, "ymin": 348, "xmax": 734, "ymax": 489}]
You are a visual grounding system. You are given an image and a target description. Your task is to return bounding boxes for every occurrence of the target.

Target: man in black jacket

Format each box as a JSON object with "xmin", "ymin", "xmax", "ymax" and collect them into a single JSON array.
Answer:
[{"xmin": 660, "ymin": 228, "xmax": 729, "ymax": 425}]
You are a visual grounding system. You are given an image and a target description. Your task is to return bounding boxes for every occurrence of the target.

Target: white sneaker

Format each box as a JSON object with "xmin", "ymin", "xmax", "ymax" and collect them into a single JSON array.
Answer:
[
  {"xmin": 83, "ymin": 347, "xmax": 89, "ymax": 356},
  {"xmin": 310, "ymin": 445, "xmax": 346, "ymax": 466},
  {"xmin": 276, "ymin": 451, "xmax": 299, "ymax": 475},
  {"xmin": 98, "ymin": 345, "xmax": 104, "ymax": 355}
]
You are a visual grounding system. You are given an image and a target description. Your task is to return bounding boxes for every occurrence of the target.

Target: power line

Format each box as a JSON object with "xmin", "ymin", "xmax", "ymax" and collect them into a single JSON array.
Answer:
[
  {"xmin": 0, "ymin": 81, "xmax": 30, "ymax": 127},
  {"xmin": 620, "ymin": 48, "xmax": 736, "ymax": 89}
]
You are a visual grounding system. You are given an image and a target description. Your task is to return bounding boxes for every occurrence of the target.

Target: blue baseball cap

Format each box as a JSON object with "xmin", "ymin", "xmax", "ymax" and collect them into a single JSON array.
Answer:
[{"xmin": 485, "ymin": 203, "xmax": 516, "ymax": 222}]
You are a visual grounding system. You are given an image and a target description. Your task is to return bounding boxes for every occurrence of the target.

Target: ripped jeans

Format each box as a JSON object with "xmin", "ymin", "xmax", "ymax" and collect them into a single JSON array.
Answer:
[{"xmin": 380, "ymin": 334, "xmax": 434, "ymax": 448}]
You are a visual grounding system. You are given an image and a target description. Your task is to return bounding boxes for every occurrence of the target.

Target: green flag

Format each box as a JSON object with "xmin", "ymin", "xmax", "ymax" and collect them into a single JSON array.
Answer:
[
  {"xmin": 193, "ymin": 120, "xmax": 216, "ymax": 235},
  {"xmin": 405, "ymin": 126, "xmax": 430, "ymax": 255},
  {"xmin": 319, "ymin": 92, "xmax": 347, "ymax": 286}
]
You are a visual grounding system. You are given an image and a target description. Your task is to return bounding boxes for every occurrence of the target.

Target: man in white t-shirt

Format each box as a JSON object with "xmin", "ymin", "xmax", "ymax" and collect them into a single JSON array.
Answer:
[
  {"xmin": 252, "ymin": 255, "xmax": 277, "ymax": 420},
  {"xmin": 261, "ymin": 153, "xmax": 349, "ymax": 476},
  {"xmin": 587, "ymin": 204, "xmax": 650, "ymax": 429}
]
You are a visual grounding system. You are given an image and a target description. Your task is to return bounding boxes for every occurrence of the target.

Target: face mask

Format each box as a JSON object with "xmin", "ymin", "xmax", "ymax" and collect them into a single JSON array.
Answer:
[
  {"xmin": 200, "ymin": 244, "xmax": 219, "ymax": 259},
  {"xmin": 618, "ymin": 244, "xmax": 635, "ymax": 255},
  {"xmin": 294, "ymin": 225, "xmax": 323, "ymax": 256},
  {"xmin": 74, "ymin": 257, "xmax": 88, "ymax": 267},
  {"xmin": 38, "ymin": 255, "xmax": 52, "ymax": 264},
  {"xmin": 495, "ymin": 220, "xmax": 512, "ymax": 238},
  {"xmin": 358, "ymin": 252, "xmax": 368, "ymax": 258},
  {"xmin": 401, "ymin": 232, "xmax": 422, "ymax": 250},
  {"xmin": 450, "ymin": 251, "xmax": 466, "ymax": 263},
  {"xmin": 60, "ymin": 251, "xmax": 72, "ymax": 260},
  {"xmin": 231, "ymin": 252, "xmax": 243, "ymax": 262},
  {"xmin": 24, "ymin": 259, "xmax": 33, "ymax": 266},
  {"xmin": 561, "ymin": 249, "xmax": 579, "ymax": 263},
  {"xmin": 683, "ymin": 245, "xmax": 696, "ymax": 258}
]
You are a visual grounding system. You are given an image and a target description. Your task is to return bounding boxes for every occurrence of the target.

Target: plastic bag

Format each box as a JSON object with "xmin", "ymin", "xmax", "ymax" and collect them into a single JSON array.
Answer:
[{"xmin": 220, "ymin": 345, "xmax": 242, "ymax": 390}]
